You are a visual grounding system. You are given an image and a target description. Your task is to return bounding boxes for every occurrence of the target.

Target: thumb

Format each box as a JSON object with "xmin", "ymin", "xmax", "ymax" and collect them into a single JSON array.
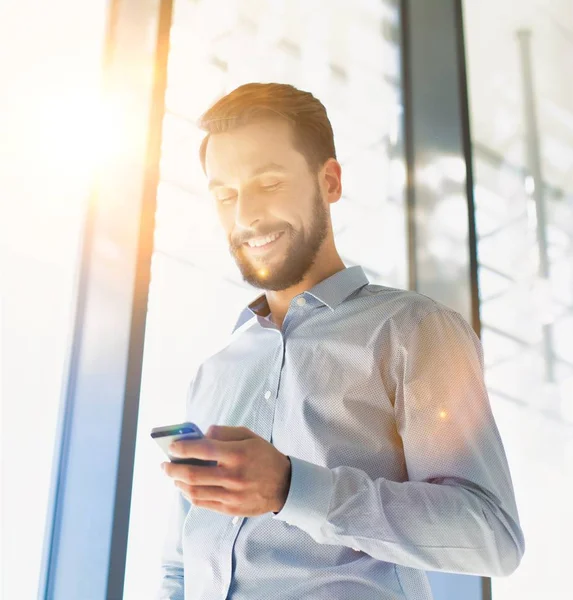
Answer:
[{"xmin": 205, "ymin": 425, "xmax": 258, "ymax": 441}]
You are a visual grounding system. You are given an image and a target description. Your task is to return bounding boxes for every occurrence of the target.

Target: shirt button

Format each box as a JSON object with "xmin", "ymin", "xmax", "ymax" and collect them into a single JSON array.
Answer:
[
  {"xmin": 296, "ymin": 297, "xmax": 306, "ymax": 306},
  {"xmin": 232, "ymin": 516, "xmax": 239, "ymax": 525},
  {"xmin": 264, "ymin": 390, "xmax": 271, "ymax": 400},
  {"xmin": 352, "ymin": 547, "xmax": 360, "ymax": 552}
]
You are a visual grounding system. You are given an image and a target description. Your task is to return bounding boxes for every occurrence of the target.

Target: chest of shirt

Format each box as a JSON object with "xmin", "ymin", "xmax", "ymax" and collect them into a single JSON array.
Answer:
[{"xmin": 186, "ymin": 320, "xmax": 407, "ymax": 483}]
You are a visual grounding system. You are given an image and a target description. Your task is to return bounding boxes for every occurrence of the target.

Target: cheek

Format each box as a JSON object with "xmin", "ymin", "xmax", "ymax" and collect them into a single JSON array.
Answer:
[
  {"xmin": 274, "ymin": 196, "xmax": 301, "ymax": 229},
  {"xmin": 216, "ymin": 214, "xmax": 234, "ymax": 243}
]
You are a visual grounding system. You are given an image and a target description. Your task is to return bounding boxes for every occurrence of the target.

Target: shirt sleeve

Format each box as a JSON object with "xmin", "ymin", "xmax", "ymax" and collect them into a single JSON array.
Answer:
[{"xmin": 273, "ymin": 307, "xmax": 525, "ymax": 577}]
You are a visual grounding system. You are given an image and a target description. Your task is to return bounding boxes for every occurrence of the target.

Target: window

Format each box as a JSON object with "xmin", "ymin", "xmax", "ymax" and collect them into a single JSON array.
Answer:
[
  {"xmin": 464, "ymin": 1, "xmax": 573, "ymax": 598},
  {"xmin": 0, "ymin": 1, "xmax": 110, "ymax": 598}
]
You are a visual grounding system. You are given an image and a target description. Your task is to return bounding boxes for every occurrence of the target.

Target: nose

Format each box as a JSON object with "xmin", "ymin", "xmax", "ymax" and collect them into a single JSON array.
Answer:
[{"xmin": 234, "ymin": 191, "xmax": 267, "ymax": 236}]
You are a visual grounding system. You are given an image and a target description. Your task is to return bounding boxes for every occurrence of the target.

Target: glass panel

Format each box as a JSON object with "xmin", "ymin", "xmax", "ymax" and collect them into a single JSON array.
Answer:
[
  {"xmin": 0, "ymin": 1, "xmax": 110, "ymax": 598},
  {"xmin": 463, "ymin": 1, "xmax": 573, "ymax": 598},
  {"xmin": 123, "ymin": 0, "xmax": 405, "ymax": 597}
]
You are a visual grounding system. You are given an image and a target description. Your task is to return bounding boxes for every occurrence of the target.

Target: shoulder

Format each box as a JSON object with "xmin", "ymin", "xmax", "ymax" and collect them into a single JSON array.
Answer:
[
  {"xmin": 357, "ymin": 283, "xmax": 450, "ymax": 327},
  {"xmin": 356, "ymin": 284, "xmax": 476, "ymax": 347}
]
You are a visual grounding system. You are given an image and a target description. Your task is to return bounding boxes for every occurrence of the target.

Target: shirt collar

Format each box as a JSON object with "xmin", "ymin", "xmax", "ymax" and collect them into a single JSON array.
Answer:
[{"xmin": 231, "ymin": 265, "xmax": 370, "ymax": 334}]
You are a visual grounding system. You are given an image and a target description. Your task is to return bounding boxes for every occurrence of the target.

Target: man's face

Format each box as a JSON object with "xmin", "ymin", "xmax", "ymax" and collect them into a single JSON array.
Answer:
[{"xmin": 204, "ymin": 118, "xmax": 330, "ymax": 292}]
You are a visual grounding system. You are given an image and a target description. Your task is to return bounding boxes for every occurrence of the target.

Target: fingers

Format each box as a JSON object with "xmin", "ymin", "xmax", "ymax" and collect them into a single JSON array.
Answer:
[
  {"xmin": 174, "ymin": 481, "xmax": 239, "ymax": 504},
  {"xmin": 206, "ymin": 425, "xmax": 257, "ymax": 441},
  {"xmin": 169, "ymin": 438, "xmax": 246, "ymax": 465},
  {"xmin": 163, "ymin": 463, "xmax": 243, "ymax": 489}
]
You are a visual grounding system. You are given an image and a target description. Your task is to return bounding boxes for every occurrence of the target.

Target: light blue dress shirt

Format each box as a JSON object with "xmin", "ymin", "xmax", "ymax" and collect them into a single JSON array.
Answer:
[{"xmin": 158, "ymin": 265, "xmax": 525, "ymax": 600}]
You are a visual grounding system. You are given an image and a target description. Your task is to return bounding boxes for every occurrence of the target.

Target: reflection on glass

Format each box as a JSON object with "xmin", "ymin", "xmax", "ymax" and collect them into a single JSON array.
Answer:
[
  {"xmin": 123, "ymin": 1, "xmax": 405, "ymax": 598},
  {"xmin": 464, "ymin": 0, "xmax": 573, "ymax": 598}
]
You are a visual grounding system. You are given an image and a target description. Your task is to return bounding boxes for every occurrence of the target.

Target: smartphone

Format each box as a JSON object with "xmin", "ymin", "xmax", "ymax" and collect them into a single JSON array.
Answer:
[{"xmin": 151, "ymin": 421, "xmax": 217, "ymax": 466}]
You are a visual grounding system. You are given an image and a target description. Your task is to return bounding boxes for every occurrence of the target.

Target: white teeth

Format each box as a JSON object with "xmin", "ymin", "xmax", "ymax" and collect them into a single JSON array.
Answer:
[{"xmin": 247, "ymin": 232, "xmax": 282, "ymax": 247}]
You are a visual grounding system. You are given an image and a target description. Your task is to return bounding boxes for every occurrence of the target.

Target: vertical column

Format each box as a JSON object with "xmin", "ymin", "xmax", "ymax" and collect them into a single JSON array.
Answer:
[
  {"xmin": 38, "ymin": 1, "xmax": 173, "ymax": 598},
  {"xmin": 516, "ymin": 29, "xmax": 554, "ymax": 384},
  {"xmin": 400, "ymin": 1, "xmax": 487, "ymax": 599},
  {"xmin": 401, "ymin": 0, "xmax": 480, "ymax": 332}
]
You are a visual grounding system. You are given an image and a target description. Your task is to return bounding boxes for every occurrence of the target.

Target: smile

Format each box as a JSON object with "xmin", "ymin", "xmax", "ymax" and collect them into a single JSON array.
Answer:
[{"xmin": 243, "ymin": 231, "xmax": 285, "ymax": 254}]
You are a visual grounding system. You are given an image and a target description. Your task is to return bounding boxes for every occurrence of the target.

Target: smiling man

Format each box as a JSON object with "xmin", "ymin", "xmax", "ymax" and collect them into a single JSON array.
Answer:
[
  {"xmin": 203, "ymin": 93, "xmax": 344, "ymax": 330},
  {"xmin": 157, "ymin": 82, "xmax": 525, "ymax": 600}
]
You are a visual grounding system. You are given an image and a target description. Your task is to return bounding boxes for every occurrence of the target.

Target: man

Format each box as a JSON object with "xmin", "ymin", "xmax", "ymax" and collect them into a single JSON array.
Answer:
[{"xmin": 158, "ymin": 82, "xmax": 525, "ymax": 600}]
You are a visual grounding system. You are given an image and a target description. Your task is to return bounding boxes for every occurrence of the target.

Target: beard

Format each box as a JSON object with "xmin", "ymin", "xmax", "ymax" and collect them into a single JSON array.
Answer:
[{"xmin": 229, "ymin": 181, "xmax": 329, "ymax": 292}]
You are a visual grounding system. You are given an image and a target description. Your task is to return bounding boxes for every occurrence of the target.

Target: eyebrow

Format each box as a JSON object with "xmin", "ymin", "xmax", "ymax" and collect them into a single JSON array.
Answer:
[{"xmin": 207, "ymin": 162, "xmax": 287, "ymax": 191}]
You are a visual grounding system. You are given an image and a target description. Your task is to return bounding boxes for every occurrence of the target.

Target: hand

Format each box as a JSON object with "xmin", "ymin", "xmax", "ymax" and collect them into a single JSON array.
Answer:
[{"xmin": 161, "ymin": 425, "xmax": 292, "ymax": 517}]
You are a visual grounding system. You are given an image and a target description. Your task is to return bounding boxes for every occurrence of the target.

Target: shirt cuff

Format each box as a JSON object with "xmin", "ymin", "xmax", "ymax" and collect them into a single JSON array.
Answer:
[{"xmin": 271, "ymin": 456, "xmax": 334, "ymax": 537}]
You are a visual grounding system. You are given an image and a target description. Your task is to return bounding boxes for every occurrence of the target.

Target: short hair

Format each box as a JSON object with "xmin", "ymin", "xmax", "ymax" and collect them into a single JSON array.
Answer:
[{"xmin": 197, "ymin": 82, "xmax": 337, "ymax": 175}]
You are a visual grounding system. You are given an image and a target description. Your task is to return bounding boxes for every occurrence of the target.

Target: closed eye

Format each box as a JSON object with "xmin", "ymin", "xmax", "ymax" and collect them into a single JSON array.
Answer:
[{"xmin": 216, "ymin": 183, "xmax": 281, "ymax": 204}]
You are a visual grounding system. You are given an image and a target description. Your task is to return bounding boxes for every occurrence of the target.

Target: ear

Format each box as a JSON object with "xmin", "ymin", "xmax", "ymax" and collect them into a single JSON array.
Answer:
[{"xmin": 321, "ymin": 158, "xmax": 342, "ymax": 204}]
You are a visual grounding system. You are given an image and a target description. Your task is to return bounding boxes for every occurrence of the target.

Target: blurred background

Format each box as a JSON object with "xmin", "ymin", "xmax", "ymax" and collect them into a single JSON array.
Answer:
[{"xmin": 0, "ymin": 0, "xmax": 571, "ymax": 599}]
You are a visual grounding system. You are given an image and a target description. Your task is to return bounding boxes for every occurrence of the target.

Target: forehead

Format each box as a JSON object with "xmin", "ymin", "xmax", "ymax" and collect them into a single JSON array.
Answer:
[{"xmin": 204, "ymin": 118, "xmax": 305, "ymax": 180}]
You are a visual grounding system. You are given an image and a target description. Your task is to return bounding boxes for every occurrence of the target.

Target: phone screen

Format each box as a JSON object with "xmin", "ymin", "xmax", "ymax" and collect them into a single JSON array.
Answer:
[{"xmin": 151, "ymin": 422, "xmax": 217, "ymax": 466}]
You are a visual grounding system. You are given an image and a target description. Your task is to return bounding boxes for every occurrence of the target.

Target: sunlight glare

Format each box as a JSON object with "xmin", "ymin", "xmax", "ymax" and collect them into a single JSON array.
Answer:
[{"xmin": 31, "ymin": 84, "xmax": 140, "ymax": 187}]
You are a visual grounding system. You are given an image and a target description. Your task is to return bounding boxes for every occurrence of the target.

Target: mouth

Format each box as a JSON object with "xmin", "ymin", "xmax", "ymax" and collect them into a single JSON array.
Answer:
[{"xmin": 243, "ymin": 230, "xmax": 286, "ymax": 255}]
